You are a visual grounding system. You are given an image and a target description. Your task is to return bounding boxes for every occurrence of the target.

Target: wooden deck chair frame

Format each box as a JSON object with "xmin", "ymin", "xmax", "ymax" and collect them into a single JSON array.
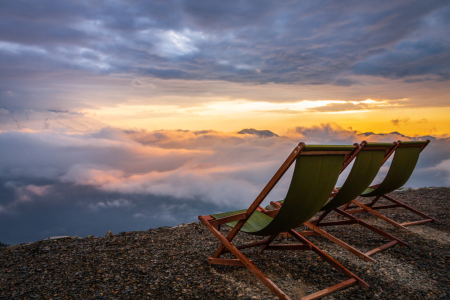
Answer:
[
  {"xmin": 199, "ymin": 143, "xmax": 369, "ymax": 300},
  {"xmin": 270, "ymin": 141, "xmax": 408, "ymax": 263},
  {"xmin": 339, "ymin": 140, "xmax": 439, "ymax": 229}
]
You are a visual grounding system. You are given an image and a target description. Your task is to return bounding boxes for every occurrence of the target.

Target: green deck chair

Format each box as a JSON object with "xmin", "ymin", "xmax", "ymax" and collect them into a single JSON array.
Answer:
[
  {"xmin": 271, "ymin": 142, "xmax": 408, "ymax": 262},
  {"xmin": 199, "ymin": 143, "xmax": 369, "ymax": 300},
  {"xmin": 341, "ymin": 140, "xmax": 439, "ymax": 229}
]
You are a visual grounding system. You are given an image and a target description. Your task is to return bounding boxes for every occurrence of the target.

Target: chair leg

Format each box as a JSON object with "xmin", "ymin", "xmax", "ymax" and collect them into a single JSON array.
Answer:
[
  {"xmin": 336, "ymin": 202, "xmax": 352, "ymax": 218},
  {"xmin": 288, "ymin": 229, "xmax": 370, "ymax": 291},
  {"xmin": 334, "ymin": 208, "xmax": 406, "ymax": 245},
  {"xmin": 310, "ymin": 210, "xmax": 331, "ymax": 224},
  {"xmin": 333, "ymin": 208, "xmax": 408, "ymax": 256},
  {"xmin": 303, "ymin": 221, "xmax": 376, "ymax": 263},
  {"xmin": 199, "ymin": 216, "xmax": 368, "ymax": 300},
  {"xmin": 350, "ymin": 200, "xmax": 408, "ymax": 230},
  {"xmin": 381, "ymin": 195, "xmax": 441, "ymax": 225},
  {"xmin": 258, "ymin": 234, "xmax": 278, "ymax": 254},
  {"xmin": 336, "ymin": 196, "xmax": 381, "ymax": 218},
  {"xmin": 301, "ymin": 209, "xmax": 408, "ymax": 261},
  {"xmin": 344, "ymin": 195, "xmax": 440, "ymax": 228},
  {"xmin": 367, "ymin": 196, "xmax": 381, "ymax": 207},
  {"xmin": 199, "ymin": 216, "xmax": 290, "ymax": 299},
  {"xmin": 221, "ymin": 237, "xmax": 273, "ymax": 254}
]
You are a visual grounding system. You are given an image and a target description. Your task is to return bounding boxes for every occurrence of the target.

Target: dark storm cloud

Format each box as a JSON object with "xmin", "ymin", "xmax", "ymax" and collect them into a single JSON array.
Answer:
[
  {"xmin": 0, "ymin": 0, "xmax": 449, "ymax": 114},
  {"xmin": 0, "ymin": 1, "xmax": 449, "ymax": 91}
]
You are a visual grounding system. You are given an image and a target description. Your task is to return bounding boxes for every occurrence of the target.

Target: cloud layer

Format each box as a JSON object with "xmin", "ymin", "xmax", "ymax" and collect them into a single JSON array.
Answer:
[
  {"xmin": 1, "ymin": 0, "xmax": 449, "ymax": 113},
  {"xmin": 1, "ymin": 1, "xmax": 448, "ymax": 83},
  {"xmin": 1, "ymin": 124, "xmax": 449, "ymax": 244}
]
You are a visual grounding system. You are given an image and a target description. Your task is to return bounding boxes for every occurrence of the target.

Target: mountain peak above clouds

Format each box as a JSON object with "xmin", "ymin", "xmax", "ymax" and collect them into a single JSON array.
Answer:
[{"xmin": 237, "ymin": 128, "xmax": 279, "ymax": 138}]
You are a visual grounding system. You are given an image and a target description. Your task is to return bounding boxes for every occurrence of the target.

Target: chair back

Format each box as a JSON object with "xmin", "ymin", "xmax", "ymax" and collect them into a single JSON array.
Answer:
[
  {"xmin": 254, "ymin": 145, "xmax": 355, "ymax": 236},
  {"xmin": 321, "ymin": 142, "xmax": 393, "ymax": 211},
  {"xmin": 362, "ymin": 141, "xmax": 429, "ymax": 197}
]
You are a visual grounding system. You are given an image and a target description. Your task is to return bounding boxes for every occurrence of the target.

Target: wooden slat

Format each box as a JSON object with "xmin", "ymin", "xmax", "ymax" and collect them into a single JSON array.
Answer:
[
  {"xmin": 265, "ymin": 244, "xmax": 312, "ymax": 251},
  {"xmin": 363, "ymin": 146, "xmax": 394, "ymax": 150},
  {"xmin": 365, "ymin": 240, "xmax": 397, "ymax": 257},
  {"xmin": 340, "ymin": 142, "xmax": 363, "ymax": 172},
  {"xmin": 297, "ymin": 231, "xmax": 320, "ymax": 236},
  {"xmin": 381, "ymin": 143, "xmax": 399, "ymax": 166},
  {"xmin": 311, "ymin": 210, "xmax": 331, "ymax": 225},
  {"xmin": 303, "ymin": 222, "xmax": 376, "ymax": 263},
  {"xmin": 401, "ymin": 219, "xmax": 434, "ymax": 227},
  {"xmin": 278, "ymin": 231, "xmax": 320, "ymax": 238},
  {"xmin": 346, "ymin": 204, "xmax": 404, "ymax": 212},
  {"xmin": 299, "ymin": 278, "xmax": 357, "ymax": 300},
  {"xmin": 221, "ymin": 237, "xmax": 273, "ymax": 254},
  {"xmin": 200, "ymin": 216, "xmax": 367, "ymax": 299},
  {"xmin": 209, "ymin": 213, "xmax": 247, "ymax": 227},
  {"xmin": 208, "ymin": 258, "xmax": 251, "ymax": 267},
  {"xmin": 382, "ymin": 195, "xmax": 440, "ymax": 223},
  {"xmin": 316, "ymin": 220, "xmax": 358, "ymax": 227},
  {"xmin": 334, "ymin": 208, "xmax": 408, "ymax": 247},
  {"xmin": 343, "ymin": 208, "xmax": 365, "ymax": 214},
  {"xmin": 350, "ymin": 200, "xmax": 408, "ymax": 230},
  {"xmin": 258, "ymin": 234, "xmax": 278, "ymax": 254},
  {"xmin": 288, "ymin": 229, "xmax": 370, "ymax": 290},
  {"xmin": 370, "ymin": 204, "xmax": 402, "ymax": 210},
  {"xmin": 366, "ymin": 195, "xmax": 381, "ymax": 207},
  {"xmin": 299, "ymin": 151, "xmax": 354, "ymax": 155}
]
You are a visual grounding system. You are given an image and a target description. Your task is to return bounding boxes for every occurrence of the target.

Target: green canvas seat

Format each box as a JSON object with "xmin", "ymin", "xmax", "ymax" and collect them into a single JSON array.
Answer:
[
  {"xmin": 361, "ymin": 141, "xmax": 426, "ymax": 197},
  {"xmin": 341, "ymin": 140, "xmax": 438, "ymax": 229},
  {"xmin": 321, "ymin": 145, "xmax": 388, "ymax": 211},
  {"xmin": 272, "ymin": 142, "xmax": 408, "ymax": 262},
  {"xmin": 276, "ymin": 142, "xmax": 392, "ymax": 211},
  {"xmin": 211, "ymin": 147, "xmax": 348, "ymax": 236},
  {"xmin": 199, "ymin": 143, "xmax": 369, "ymax": 300}
]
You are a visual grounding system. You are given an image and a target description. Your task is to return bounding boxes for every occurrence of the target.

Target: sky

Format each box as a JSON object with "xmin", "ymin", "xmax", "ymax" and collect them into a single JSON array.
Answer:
[{"xmin": 1, "ymin": 0, "xmax": 449, "ymax": 244}]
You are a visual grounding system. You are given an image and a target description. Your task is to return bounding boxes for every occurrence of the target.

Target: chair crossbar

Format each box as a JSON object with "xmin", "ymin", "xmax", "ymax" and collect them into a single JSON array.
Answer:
[
  {"xmin": 340, "ymin": 194, "xmax": 440, "ymax": 229},
  {"xmin": 199, "ymin": 214, "xmax": 368, "ymax": 300}
]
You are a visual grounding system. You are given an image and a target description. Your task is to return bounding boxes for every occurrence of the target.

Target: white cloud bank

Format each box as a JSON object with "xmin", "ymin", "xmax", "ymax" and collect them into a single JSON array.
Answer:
[
  {"xmin": 1, "ymin": 124, "xmax": 449, "ymax": 213},
  {"xmin": 0, "ymin": 123, "xmax": 449, "ymax": 244}
]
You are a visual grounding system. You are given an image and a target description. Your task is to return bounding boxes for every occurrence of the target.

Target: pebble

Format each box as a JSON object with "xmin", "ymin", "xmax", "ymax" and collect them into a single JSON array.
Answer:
[{"xmin": 0, "ymin": 187, "xmax": 449, "ymax": 299}]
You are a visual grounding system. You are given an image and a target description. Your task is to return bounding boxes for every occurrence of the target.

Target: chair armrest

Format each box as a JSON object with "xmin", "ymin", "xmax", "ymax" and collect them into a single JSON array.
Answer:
[{"xmin": 209, "ymin": 212, "xmax": 248, "ymax": 227}]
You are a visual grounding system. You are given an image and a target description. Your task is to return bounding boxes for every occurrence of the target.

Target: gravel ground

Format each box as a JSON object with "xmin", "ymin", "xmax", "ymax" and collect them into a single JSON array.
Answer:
[{"xmin": 1, "ymin": 187, "xmax": 449, "ymax": 300}]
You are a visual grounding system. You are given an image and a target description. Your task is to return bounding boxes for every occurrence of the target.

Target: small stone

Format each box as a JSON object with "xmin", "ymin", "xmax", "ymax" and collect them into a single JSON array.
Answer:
[{"xmin": 0, "ymin": 187, "xmax": 447, "ymax": 299}]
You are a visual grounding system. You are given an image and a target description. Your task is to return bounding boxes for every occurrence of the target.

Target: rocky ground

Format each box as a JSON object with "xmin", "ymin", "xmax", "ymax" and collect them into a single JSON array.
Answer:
[{"xmin": 1, "ymin": 187, "xmax": 449, "ymax": 300}]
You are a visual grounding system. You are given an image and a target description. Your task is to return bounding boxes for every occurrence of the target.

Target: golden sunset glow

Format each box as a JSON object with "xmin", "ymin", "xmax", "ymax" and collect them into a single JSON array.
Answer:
[{"xmin": 82, "ymin": 98, "xmax": 450, "ymax": 136}]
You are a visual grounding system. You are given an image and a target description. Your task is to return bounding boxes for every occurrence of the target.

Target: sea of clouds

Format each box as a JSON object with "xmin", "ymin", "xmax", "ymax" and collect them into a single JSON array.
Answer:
[{"xmin": 0, "ymin": 124, "xmax": 449, "ymax": 244}]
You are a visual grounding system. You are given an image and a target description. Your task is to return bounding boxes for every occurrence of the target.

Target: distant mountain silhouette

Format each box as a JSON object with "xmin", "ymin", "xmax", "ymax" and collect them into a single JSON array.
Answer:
[
  {"xmin": 0, "ymin": 241, "xmax": 9, "ymax": 248},
  {"xmin": 357, "ymin": 131, "xmax": 435, "ymax": 141},
  {"xmin": 358, "ymin": 131, "xmax": 412, "ymax": 138},
  {"xmin": 238, "ymin": 128, "xmax": 279, "ymax": 137}
]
